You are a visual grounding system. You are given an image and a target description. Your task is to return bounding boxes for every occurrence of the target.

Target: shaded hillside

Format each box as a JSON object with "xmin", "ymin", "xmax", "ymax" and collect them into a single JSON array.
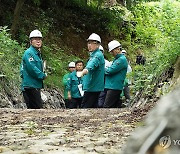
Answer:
[
  {"xmin": 0, "ymin": 0, "xmax": 130, "ymax": 56},
  {"xmin": 0, "ymin": 0, "xmax": 133, "ymax": 88},
  {"xmin": 0, "ymin": 0, "xmax": 179, "ymax": 109}
]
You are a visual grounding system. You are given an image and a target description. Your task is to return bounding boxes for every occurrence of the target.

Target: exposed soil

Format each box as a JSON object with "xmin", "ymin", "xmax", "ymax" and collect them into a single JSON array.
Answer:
[{"xmin": 0, "ymin": 105, "xmax": 154, "ymax": 154}]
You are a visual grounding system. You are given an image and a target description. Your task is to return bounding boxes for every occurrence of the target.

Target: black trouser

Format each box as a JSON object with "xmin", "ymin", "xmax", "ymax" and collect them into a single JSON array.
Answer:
[
  {"xmin": 64, "ymin": 99, "xmax": 71, "ymax": 109},
  {"xmin": 103, "ymin": 89, "xmax": 122, "ymax": 108},
  {"xmin": 23, "ymin": 88, "xmax": 42, "ymax": 109},
  {"xmin": 69, "ymin": 97, "xmax": 82, "ymax": 109},
  {"xmin": 81, "ymin": 91, "xmax": 100, "ymax": 108},
  {"xmin": 123, "ymin": 86, "xmax": 130, "ymax": 100},
  {"xmin": 98, "ymin": 89, "xmax": 107, "ymax": 108}
]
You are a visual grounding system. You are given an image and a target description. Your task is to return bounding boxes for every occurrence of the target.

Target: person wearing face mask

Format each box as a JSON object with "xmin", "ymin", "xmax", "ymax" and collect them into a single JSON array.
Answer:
[
  {"xmin": 81, "ymin": 33, "xmax": 105, "ymax": 108},
  {"xmin": 103, "ymin": 40, "xmax": 128, "ymax": 108},
  {"xmin": 20, "ymin": 30, "xmax": 47, "ymax": 109}
]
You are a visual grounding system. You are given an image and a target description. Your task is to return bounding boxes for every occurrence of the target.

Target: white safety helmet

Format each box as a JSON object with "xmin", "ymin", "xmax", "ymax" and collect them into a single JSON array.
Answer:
[
  {"xmin": 122, "ymin": 50, "xmax": 127, "ymax": 54},
  {"xmin": 29, "ymin": 30, "xmax": 43, "ymax": 39},
  {"xmin": 99, "ymin": 45, "xmax": 104, "ymax": 51},
  {"xmin": 68, "ymin": 62, "xmax": 75, "ymax": 68},
  {"xmin": 108, "ymin": 40, "xmax": 121, "ymax": 52},
  {"xmin": 87, "ymin": 33, "xmax": 101, "ymax": 43}
]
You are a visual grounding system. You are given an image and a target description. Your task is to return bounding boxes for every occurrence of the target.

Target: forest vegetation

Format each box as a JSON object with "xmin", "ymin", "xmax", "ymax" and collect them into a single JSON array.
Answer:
[
  {"xmin": 0, "ymin": 1, "xmax": 179, "ymax": 153},
  {"xmin": 0, "ymin": 0, "xmax": 179, "ymax": 106}
]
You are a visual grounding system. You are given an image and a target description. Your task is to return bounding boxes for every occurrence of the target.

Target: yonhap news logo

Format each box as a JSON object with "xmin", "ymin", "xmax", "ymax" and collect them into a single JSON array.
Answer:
[
  {"xmin": 159, "ymin": 135, "xmax": 171, "ymax": 149},
  {"xmin": 159, "ymin": 135, "xmax": 180, "ymax": 149}
]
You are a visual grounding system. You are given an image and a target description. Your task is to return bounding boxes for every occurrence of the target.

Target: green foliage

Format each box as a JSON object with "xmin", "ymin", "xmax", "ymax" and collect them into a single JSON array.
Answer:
[
  {"xmin": 33, "ymin": 0, "xmax": 41, "ymax": 6},
  {"xmin": 1, "ymin": 0, "xmax": 179, "ymax": 98},
  {"xmin": 42, "ymin": 44, "xmax": 81, "ymax": 88},
  {"xmin": 131, "ymin": 0, "xmax": 180, "ymax": 97},
  {"xmin": 41, "ymin": 0, "xmax": 129, "ymax": 38},
  {"xmin": 23, "ymin": 121, "xmax": 38, "ymax": 136},
  {"xmin": 133, "ymin": 4, "xmax": 162, "ymax": 46},
  {"xmin": 0, "ymin": 26, "xmax": 24, "ymax": 88},
  {"xmin": 0, "ymin": 26, "xmax": 81, "ymax": 90}
]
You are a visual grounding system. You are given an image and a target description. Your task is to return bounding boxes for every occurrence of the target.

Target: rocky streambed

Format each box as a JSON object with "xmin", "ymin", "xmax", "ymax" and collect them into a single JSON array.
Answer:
[{"xmin": 0, "ymin": 107, "xmax": 149, "ymax": 154}]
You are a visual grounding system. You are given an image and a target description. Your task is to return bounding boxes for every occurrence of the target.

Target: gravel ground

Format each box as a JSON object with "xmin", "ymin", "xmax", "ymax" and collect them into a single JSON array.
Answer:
[{"xmin": 0, "ymin": 107, "xmax": 151, "ymax": 154}]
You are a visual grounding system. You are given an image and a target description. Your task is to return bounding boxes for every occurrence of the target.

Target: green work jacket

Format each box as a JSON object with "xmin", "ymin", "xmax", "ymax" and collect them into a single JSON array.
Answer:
[
  {"xmin": 67, "ymin": 71, "xmax": 83, "ymax": 98},
  {"xmin": 105, "ymin": 54, "xmax": 128, "ymax": 90},
  {"xmin": 21, "ymin": 45, "xmax": 46, "ymax": 90},
  {"xmin": 62, "ymin": 73, "xmax": 70, "ymax": 99},
  {"xmin": 83, "ymin": 49, "xmax": 105, "ymax": 92}
]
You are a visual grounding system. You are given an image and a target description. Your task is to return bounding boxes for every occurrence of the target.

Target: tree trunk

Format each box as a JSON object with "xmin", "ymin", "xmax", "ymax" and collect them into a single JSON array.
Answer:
[{"xmin": 10, "ymin": 0, "xmax": 25, "ymax": 38}]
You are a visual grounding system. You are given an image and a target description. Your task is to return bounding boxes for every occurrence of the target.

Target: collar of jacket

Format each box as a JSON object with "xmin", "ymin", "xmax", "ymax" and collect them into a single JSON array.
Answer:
[
  {"xmin": 90, "ymin": 48, "xmax": 100, "ymax": 57},
  {"xmin": 30, "ymin": 45, "xmax": 40, "ymax": 55},
  {"xmin": 115, "ymin": 53, "xmax": 122, "ymax": 59},
  {"xmin": 71, "ymin": 70, "xmax": 77, "ymax": 76}
]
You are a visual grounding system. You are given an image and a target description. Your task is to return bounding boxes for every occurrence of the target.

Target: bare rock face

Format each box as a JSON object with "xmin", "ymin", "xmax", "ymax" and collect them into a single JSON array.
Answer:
[
  {"xmin": 0, "ymin": 75, "xmax": 25, "ymax": 108},
  {"xmin": 0, "ymin": 94, "xmax": 13, "ymax": 108},
  {"xmin": 122, "ymin": 86, "xmax": 180, "ymax": 154},
  {"xmin": 0, "ymin": 86, "xmax": 24, "ymax": 108},
  {"xmin": 41, "ymin": 89, "xmax": 65, "ymax": 109},
  {"xmin": 0, "ymin": 87, "xmax": 65, "ymax": 109}
]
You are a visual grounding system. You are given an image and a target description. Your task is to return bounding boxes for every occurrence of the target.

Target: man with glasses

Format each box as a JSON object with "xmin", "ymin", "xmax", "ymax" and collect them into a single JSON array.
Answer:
[
  {"xmin": 20, "ymin": 30, "xmax": 47, "ymax": 109},
  {"xmin": 81, "ymin": 33, "xmax": 105, "ymax": 108}
]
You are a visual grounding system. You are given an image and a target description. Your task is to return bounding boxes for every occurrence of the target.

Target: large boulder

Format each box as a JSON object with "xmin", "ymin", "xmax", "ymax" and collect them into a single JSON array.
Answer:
[{"xmin": 122, "ymin": 86, "xmax": 180, "ymax": 154}]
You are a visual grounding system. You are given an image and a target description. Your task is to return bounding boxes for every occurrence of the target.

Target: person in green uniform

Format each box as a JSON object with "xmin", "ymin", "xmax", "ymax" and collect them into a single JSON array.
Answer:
[
  {"xmin": 81, "ymin": 33, "xmax": 105, "ymax": 108},
  {"xmin": 62, "ymin": 62, "xmax": 75, "ymax": 108},
  {"xmin": 121, "ymin": 50, "xmax": 132, "ymax": 107},
  {"xmin": 20, "ymin": 30, "xmax": 47, "ymax": 109},
  {"xmin": 104, "ymin": 40, "xmax": 128, "ymax": 108},
  {"xmin": 67, "ymin": 60, "xmax": 84, "ymax": 109},
  {"xmin": 98, "ymin": 45, "xmax": 111, "ymax": 108}
]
